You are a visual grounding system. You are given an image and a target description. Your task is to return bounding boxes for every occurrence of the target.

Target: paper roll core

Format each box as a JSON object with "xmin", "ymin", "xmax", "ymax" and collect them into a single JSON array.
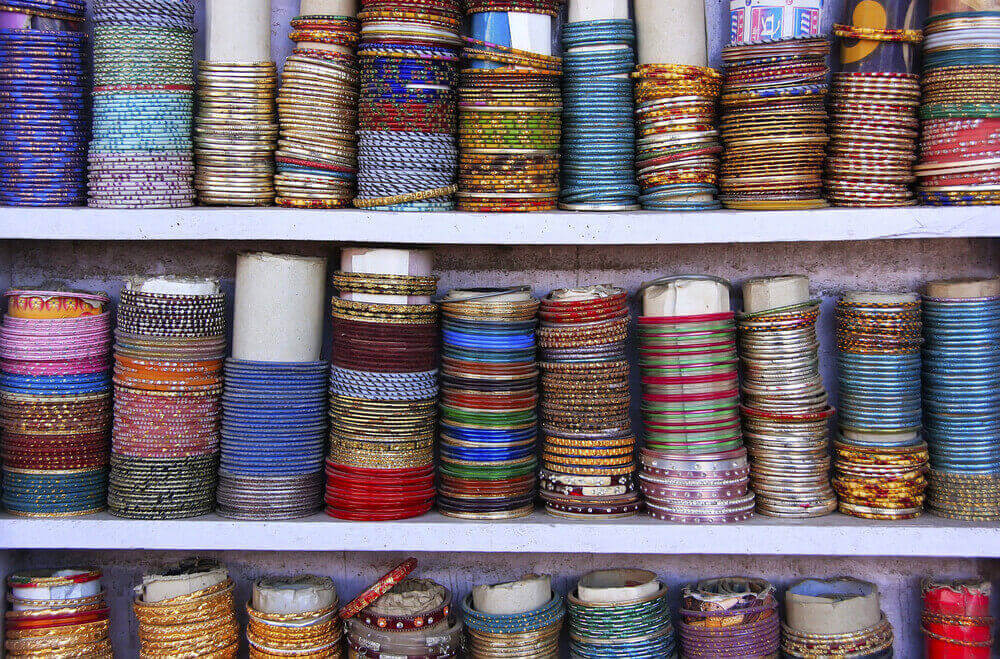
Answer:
[
  {"xmin": 785, "ymin": 578, "xmax": 882, "ymax": 635},
  {"xmin": 634, "ymin": 0, "xmax": 707, "ymax": 65},
  {"xmin": 301, "ymin": 0, "xmax": 358, "ymax": 15},
  {"xmin": 742, "ymin": 275, "xmax": 810, "ymax": 313},
  {"xmin": 577, "ymin": 569, "xmax": 660, "ymax": 604},
  {"xmin": 137, "ymin": 560, "xmax": 229, "ymax": 603},
  {"xmin": 643, "ymin": 278, "xmax": 730, "ymax": 316},
  {"xmin": 473, "ymin": 575, "xmax": 551, "ymax": 615},
  {"xmin": 925, "ymin": 277, "xmax": 1000, "ymax": 299},
  {"xmin": 253, "ymin": 576, "xmax": 338, "ymax": 615},
  {"xmin": 206, "ymin": 0, "xmax": 272, "ymax": 63}
]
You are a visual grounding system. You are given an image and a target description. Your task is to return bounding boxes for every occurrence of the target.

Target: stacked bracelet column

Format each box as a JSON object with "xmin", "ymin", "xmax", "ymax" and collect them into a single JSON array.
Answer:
[
  {"xmin": 437, "ymin": 287, "xmax": 539, "ymax": 520},
  {"xmin": 0, "ymin": 1, "xmax": 87, "ymax": 206},
  {"xmin": 916, "ymin": 9, "xmax": 1000, "ymax": 204},
  {"xmin": 108, "ymin": 277, "xmax": 225, "ymax": 519},
  {"xmin": 275, "ymin": 11, "xmax": 360, "ymax": 208},
  {"xmin": 559, "ymin": 16, "xmax": 639, "ymax": 210},
  {"xmin": 637, "ymin": 276, "xmax": 754, "ymax": 523},
  {"xmin": 537, "ymin": 286, "xmax": 641, "ymax": 519},
  {"xmin": 0, "ymin": 291, "xmax": 112, "ymax": 517},
  {"xmin": 326, "ymin": 248, "xmax": 438, "ymax": 520},
  {"xmin": 568, "ymin": 569, "xmax": 677, "ymax": 658},
  {"xmin": 739, "ymin": 275, "xmax": 837, "ymax": 518},
  {"xmin": 678, "ymin": 577, "xmax": 780, "ymax": 658},
  {"xmin": 834, "ymin": 291, "xmax": 929, "ymax": 519},
  {"xmin": 922, "ymin": 278, "xmax": 1000, "ymax": 520},
  {"xmin": 719, "ymin": 38, "xmax": 830, "ymax": 210},
  {"xmin": 353, "ymin": 0, "xmax": 461, "ymax": 211},
  {"xmin": 922, "ymin": 579, "xmax": 994, "ymax": 658},
  {"xmin": 459, "ymin": 0, "xmax": 563, "ymax": 211},
  {"xmin": 88, "ymin": 0, "xmax": 196, "ymax": 208}
]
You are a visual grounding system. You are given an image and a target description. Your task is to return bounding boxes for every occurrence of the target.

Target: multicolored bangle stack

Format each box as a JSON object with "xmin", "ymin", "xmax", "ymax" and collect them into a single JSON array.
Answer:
[
  {"xmin": 719, "ymin": 37, "xmax": 830, "ymax": 210},
  {"xmin": 194, "ymin": 61, "xmax": 278, "ymax": 205},
  {"xmin": 922, "ymin": 278, "xmax": 1000, "ymax": 520},
  {"xmin": 834, "ymin": 292, "xmax": 929, "ymax": 519},
  {"xmin": 437, "ymin": 287, "xmax": 540, "ymax": 520},
  {"xmin": 108, "ymin": 276, "xmax": 225, "ymax": 519},
  {"xmin": 463, "ymin": 576, "xmax": 564, "ymax": 658},
  {"xmin": 637, "ymin": 275, "xmax": 754, "ymax": 523},
  {"xmin": 342, "ymin": 559, "xmax": 463, "ymax": 659},
  {"xmin": 247, "ymin": 576, "xmax": 342, "ymax": 658},
  {"xmin": 0, "ymin": 1, "xmax": 87, "ymax": 206},
  {"xmin": 133, "ymin": 559, "xmax": 239, "ymax": 657},
  {"xmin": 353, "ymin": 0, "xmax": 461, "ymax": 211},
  {"xmin": 827, "ymin": 0, "xmax": 923, "ymax": 207},
  {"xmin": 678, "ymin": 577, "xmax": 780, "ymax": 658},
  {"xmin": 922, "ymin": 579, "xmax": 994, "ymax": 658},
  {"xmin": 275, "ymin": 13, "xmax": 360, "ymax": 208},
  {"xmin": 782, "ymin": 578, "xmax": 893, "ymax": 658},
  {"xmin": 739, "ymin": 276, "xmax": 837, "ymax": 518},
  {"xmin": 87, "ymin": 0, "xmax": 196, "ymax": 208},
  {"xmin": 567, "ymin": 569, "xmax": 677, "ymax": 658},
  {"xmin": 326, "ymin": 253, "xmax": 439, "ymax": 521},
  {"xmin": 559, "ymin": 18, "xmax": 639, "ymax": 210},
  {"xmin": 458, "ymin": 0, "xmax": 563, "ymax": 212},
  {"xmin": 5, "ymin": 568, "xmax": 112, "ymax": 658},
  {"xmin": 916, "ymin": 9, "xmax": 1000, "ymax": 205},
  {"xmin": 633, "ymin": 64, "xmax": 723, "ymax": 210},
  {"xmin": 537, "ymin": 286, "xmax": 641, "ymax": 519},
  {"xmin": 0, "ymin": 290, "xmax": 111, "ymax": 517}
]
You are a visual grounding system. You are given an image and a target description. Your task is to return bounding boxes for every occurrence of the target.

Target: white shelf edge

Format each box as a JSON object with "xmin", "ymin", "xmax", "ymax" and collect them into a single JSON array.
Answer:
[
  {"xmin": 6, "ymin": 206, "xmax": 1000, "ymax": 244},
  {"xmin": 3, "ymin": 511, "xmax": 998, "ymax": 556}
]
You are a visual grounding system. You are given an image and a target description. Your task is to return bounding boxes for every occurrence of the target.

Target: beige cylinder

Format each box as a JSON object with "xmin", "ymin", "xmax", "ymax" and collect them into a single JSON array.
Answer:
[
  {"xmin": 785, "ymin": 578, "xmax": 882, "ymax": 635},
  {"xmin": 253, "ymin": 576, "xmax": 337, "ymax": 615},
  {"xmin": 925, "ymin": 277, "xmax": 1000, "ymax": 299},
  {"xmin": 206, "ymin": 0, "xmax": 272, "ymax": 62},
  {"xmin": 577, "ymin": 569, "xmax": 660, "ymax": 604},
  {"xmin": 473, "ymin": 575, "xmax": 551, "ymax": 616},
  {"xmin": 634, "ymin": 0, "xmax": 707, "ymax": 66},
  {"xmin": 301, "ymin": 0, "xmax": 357, "ymax": 15},
  {"xmin": 743, "ymin": 275, "xmax": 810, "ymax": 313},
  {"xmin": 569, "ymin": 0, "xmax": 629, "ymax": 21},
  {"xmin": 232, "ymin": 253, "xmax": 327, "ymax": 362},
  {"xmin": 643, "ymin": 278, "xmax": 730, "ymax": 316},
  {"xmin": 136, "ymin": 561, "xmax": 229, "ymax": 604}
]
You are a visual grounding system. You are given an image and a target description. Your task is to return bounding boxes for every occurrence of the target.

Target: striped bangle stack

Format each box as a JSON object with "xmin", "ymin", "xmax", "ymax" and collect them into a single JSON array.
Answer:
[
  {"xmin": 88, "ymin": 0, "xmax": 196, "ymax": 208},
  {"xmin": 437, "ymin": 287, "xmax": 540, "ymax": 520},
  {"xmin": 922, "ymin": 279, "xmax": 1000, "ymax": 520},
  {"xmin": 559, "ymin": 18, "xmax": 639, "ymax": 210},
  {"xmin": 834, "ymin": 291, "xmax": 928, "ymax": 519}
]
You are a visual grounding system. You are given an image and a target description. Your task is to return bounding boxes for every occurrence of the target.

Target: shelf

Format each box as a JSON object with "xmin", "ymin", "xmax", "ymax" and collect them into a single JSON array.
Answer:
[
  {"xmin": 6, "ymin": 206, "xmax": 1000, "ymax": 244},
  {"xmin": 3, "ymin": 511, "xmax": 998, "ymax": 556}
]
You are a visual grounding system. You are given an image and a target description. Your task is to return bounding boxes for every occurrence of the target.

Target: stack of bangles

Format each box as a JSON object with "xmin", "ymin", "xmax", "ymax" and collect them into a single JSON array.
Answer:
[
  {"xmin": 108, "ymin": 277, "xmax": 226, "ymax": 519},
  {"xmin": 437, "ymin": 287, "xmax": 540, "ymax": 519},
  {"xmin": 342, "ymin": 561, "xmax": 462, "ymax": 659},
  {"xmin": 783, "ymin": 615, "xmax": 894, "ymax": 657},
  {"xmin": 637, "ymin": 275, "xmax": 753, "ymax": 523},
  {"xmin": 462, "ymin": 587, "xmax": 564, "ymax": 658},
  {"xmin": 678, "ymin": 577, "xmax": 780, "ymax": 658},
  {"xmin": 537, "ymin": 286, "xmax": 641, "ymax": 519},
  {"xmin": 87, "ymin": 0, "xmax": 197, "ymax": 208},
  {"xmin": 246, "ymin": 577, "xmax": 343, "ymax": 658},
  {"xmin": 633, "ymin": 64, "xmax": 723, "ymax": 210},
  {"xmin": 353, "ymin": 0, "xmax": 461, "ymax": 211},
  {"xmin": 5, "ymin": 568, "xmax": 112, "ymax": 658},
  {"xmin": 916, "ymin": 11, "xmax": 1000, "ymax": 204},
  {"xmin": 0, "ymin": 290, "xmax": 112, "ymax": 517},
  {"xmin": 718, "ymin": 38, "xmax": 830, "ymax": 210},
  {"xmin": 834, "ymin": 292, "xmax": 928, "ymax": 519},
  {"xmin": 132, "ymin": 563, "xmax": 239, "ymax": 657},
  {"xmin": 326, "ymin": 267, "xmax": 439, "ymax": 520},
  {"xmin": 922, "ymin": 579, "xmax": 994, "ymax": 658},
  {"xmin": 0, "ymin": 0, "xmax": 87, "ymax": 206},
  {"xmin": 567, "ymin": 569, "xmax": 677, "ymax": 658},
  {"xmin": 274, "ymin": 14, "xmax": 360, "ymax": 208},
  {"xmin": 559, "ymin": 18, "xmax": 639, "ymax": 210},
  {"xmin": 921, "ymin": 280, "xmax": 1000, "ymax": 520},
  {"xmin": 738, "ymin": 283, "xmax": 838, "ymax": 518},
  {"xmin": 458, "ymin": 15, "xmax": 563, "ymax": 212}
]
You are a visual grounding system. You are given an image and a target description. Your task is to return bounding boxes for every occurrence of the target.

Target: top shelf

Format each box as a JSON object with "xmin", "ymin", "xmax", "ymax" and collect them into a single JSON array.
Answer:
[{"xmin": 7, "ymin": 206, "xmax": 1000, "ymax": 245}]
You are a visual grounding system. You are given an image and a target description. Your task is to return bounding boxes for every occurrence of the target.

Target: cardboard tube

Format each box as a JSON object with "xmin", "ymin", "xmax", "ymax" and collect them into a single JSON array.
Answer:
[
  {"xmin": 232, "ymin": 252, "xmax": 327, "ymax": 362},
  {"xmin": 254, "ymin": 576, "xmax": 337, "ymax": 615},
  {"xmin": 785, "ymin": 578, "xmax": 882, "ymax": 635},
  {"xmin": 925, "ymin": 277, "xmax": 1000, "ymax": 299},
  {"xmin": 301, "ymin": 0, "xmax": 357, "ymax": 15},
  {"xmin": 643, "ymin": 278, "xmax": 730, "ymax": 316},
  {"xmin": 206, "ymin": 0, "xmax": 272, "ymax": 62},
  {"xmin": 569, "ymin": 0, "xmax": 629, "ymax": 21},
  {"xmin": 339, "ymin": 248, "xmax": 434, "ymax": 304},
  {"xmin": 634, "ymin": 0, "xmax": 707, "ymax": 66},
  {"xmin": 125, "ymin": 275, "xmax": 219, "ymax": 296},
  {"xmin": 742, "ymin": 275, "xmax": 810, "ymax": 313},
  {"xmin": 473, "ymin": 575, "xmax": 551, "ymax": 615},
  {"xmin": 137, "ymin": 560, "xmax": 229, "ymax": 604},
  {"xmin": 577, "ymin": 569, "xmax": 660, "ymax": 604}
]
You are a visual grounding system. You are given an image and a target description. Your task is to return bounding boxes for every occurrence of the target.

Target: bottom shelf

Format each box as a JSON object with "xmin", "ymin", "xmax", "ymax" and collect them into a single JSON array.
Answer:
[{"xmin": 2, "ymin": 510, "xmax": 997, "ymax": 555}]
